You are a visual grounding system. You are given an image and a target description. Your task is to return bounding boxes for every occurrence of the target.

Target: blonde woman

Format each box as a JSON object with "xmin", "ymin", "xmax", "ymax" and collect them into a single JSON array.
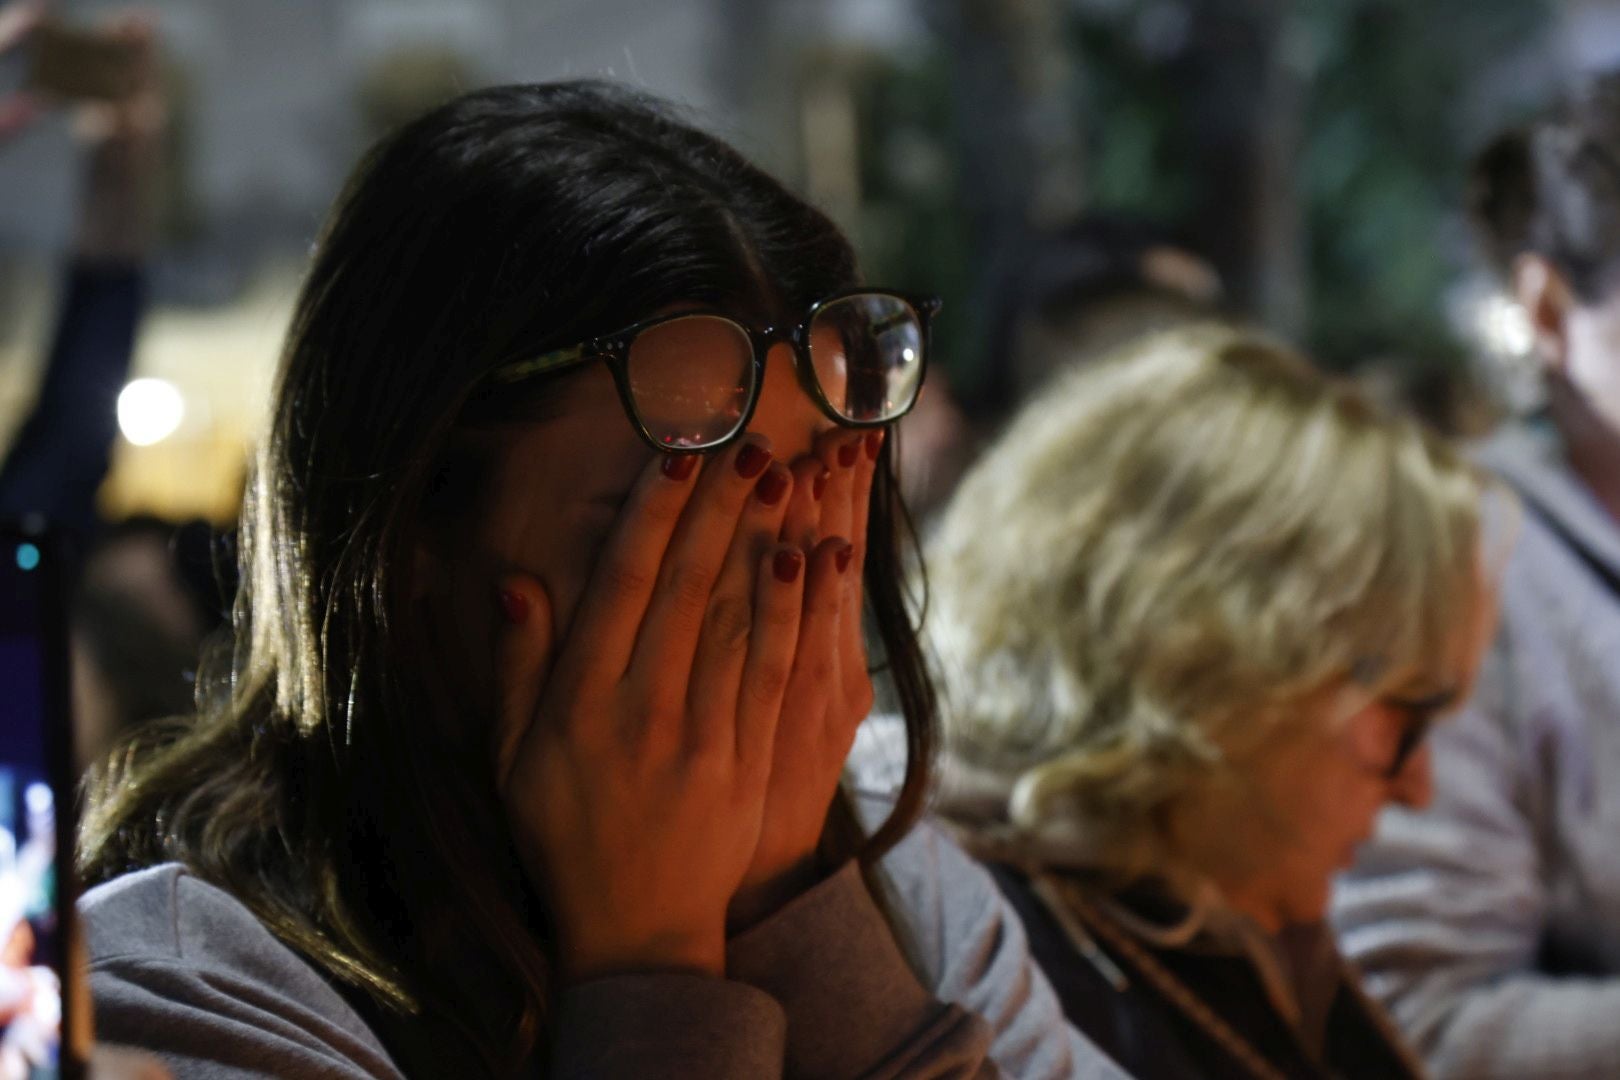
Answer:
[{"xmin": 925, "ymin": 326, "xmax": 1501, "ymax": 1080}]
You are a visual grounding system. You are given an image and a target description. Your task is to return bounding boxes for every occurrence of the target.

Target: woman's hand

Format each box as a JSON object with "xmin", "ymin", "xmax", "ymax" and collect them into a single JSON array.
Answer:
[
  {"xmin": 492, "ymin": 436, "xmax": 809, "ymax": 983},
  {"xmin": 728, "ymin": 429, "xmax": 881, "ymax": 929}
]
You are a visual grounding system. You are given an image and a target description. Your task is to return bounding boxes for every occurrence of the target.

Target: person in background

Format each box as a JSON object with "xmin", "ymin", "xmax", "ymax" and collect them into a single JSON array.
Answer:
[
  {"xmin": 0, "ymin": 8, "xmax": 228, "ymax": 777},
  {"xmin": 975, "ymin": 215, "xmax": 1223, "ymax": 425},
  {"xmin": 0, "ymin": 5, "xmax": 164, "ymax": 542},
  {"xmin": 75, "ymin": 81, "xmax": 1126, "ymax": 1079},
  {"xmin": 0, "ymin": 13, "xmax": 174, "ymax": 1076},
  {"xmin": 900, "ymin": 215, "xmax": 1221, "ymax": 518},
  {"xmin": 924, "ymin": 325, "xmax": 1499, "ymax": 1079},
  {"xmin": 1333, "ymin": 69, "xmax": 1620, "ymax": 1079}
]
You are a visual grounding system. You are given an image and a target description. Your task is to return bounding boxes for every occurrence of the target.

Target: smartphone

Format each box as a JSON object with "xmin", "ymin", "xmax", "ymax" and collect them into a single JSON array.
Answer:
[
  {"xmin": 25, "ymin": 20, "xmax": 141, "ymax": 102},
  {"xmin": 0, "ymin": 520, "xmax": 82, "ymax": 1078}
]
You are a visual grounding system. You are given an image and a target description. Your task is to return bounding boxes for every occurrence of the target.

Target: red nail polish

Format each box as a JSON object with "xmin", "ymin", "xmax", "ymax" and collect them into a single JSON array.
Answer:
[
  {"xmin": 837, "ymin": 441, "xmax": 859, "ymax": 468},
  {"xmin": 735, "ymin": 441, "xmax": 772, "ymax": 479},
  {"xmin": 773, "ymin": 549, "xmax": 804, "ymax": 583},
  {"xmin": 865, "ymin": 430, "xmax": 884, "ymax": 461},
  {"xmin": 662, "ymin": 454, "xmax": 697, "ymax": 481},
  {"xmin": 755, "ymin": 467, "xmax": 790, "ymax": 506},
  {"xmin": 499, "ymin": 589, "xmax": 529, "ymax": 624},
  {"xmin": 835, "ymin": 542, "xmax": 854, "ymax": 574},
  {"xmin": 812, "ymin": 469, "xmax": 830, "ymax": 501}
]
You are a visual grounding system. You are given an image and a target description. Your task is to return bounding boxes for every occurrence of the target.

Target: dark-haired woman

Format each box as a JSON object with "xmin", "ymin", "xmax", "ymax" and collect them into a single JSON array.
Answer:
[
  {"xmin": 1335, "ymin": 71, "xmax": 1620, "ymax": 1079},
  {"xmin": 75, "ymin": 82, "xmax": 1121, "ymax": 1079}
]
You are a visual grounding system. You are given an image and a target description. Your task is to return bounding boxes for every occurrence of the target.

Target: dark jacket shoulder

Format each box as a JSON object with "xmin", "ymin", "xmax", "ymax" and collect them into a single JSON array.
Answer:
[{"xmin": 989, "ymin": 864, "xmax": 1422, "ymax": 1080}]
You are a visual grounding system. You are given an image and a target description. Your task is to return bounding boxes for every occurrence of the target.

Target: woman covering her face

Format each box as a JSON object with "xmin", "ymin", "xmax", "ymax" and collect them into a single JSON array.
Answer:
[
  {"xmin": 71, "ymin": 82, "xmax": 1115, "ymax": 1079},
  {"xmin": 1335, "ymin": 70, "xmax": 1620, "ymax": 1080},
  {"xmin": 925, "ymin": 326, "xmax": 1499, "ymax": 1080}
]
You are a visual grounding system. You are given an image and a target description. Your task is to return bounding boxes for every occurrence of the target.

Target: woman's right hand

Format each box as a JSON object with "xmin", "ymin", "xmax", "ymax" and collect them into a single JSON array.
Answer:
[{"xmin": 491, "ymin": 436, "xmax": 849, "ymax": 983}]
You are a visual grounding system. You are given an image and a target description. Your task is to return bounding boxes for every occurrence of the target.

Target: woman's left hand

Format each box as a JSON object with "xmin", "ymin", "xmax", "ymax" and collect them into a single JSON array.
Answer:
[{"xmin": 727, "ymin": 429, "xmax": 882, "ymax": 930}]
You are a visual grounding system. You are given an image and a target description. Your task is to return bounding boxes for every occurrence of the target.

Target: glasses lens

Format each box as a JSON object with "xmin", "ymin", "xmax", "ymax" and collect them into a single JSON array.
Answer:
[
  {"xmin": 1381, "ymin": 720, "xmax": 1428, "ymax": 779},
  {"xmin": 808, "ymin": 293, "xmax": 925, "ymax": 422},
  {"xmin": 626, "ymin": 315, "xmax": 756, "ymax": 449}
]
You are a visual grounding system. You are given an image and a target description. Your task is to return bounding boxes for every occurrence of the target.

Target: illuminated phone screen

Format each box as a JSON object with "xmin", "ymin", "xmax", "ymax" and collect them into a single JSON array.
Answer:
[{"xmin": 0, "ymin": 530, "xmax": 66, "ymax": 1078}]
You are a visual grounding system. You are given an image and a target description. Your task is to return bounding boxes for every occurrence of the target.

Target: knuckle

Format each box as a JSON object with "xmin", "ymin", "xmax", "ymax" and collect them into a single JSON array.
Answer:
[
  {"xmin": 806, "ymin": 655, "xmax": 836, "ymax": 688},
  {"xmin": 638, "ymin": 489, "xmax": 685, "ymax": 530},
  {"xmin": 760, "ymin": 597, "xmax": 799, "ymax": 632},
  {"xmin": 638, "ymin": 700, "xmax": 683, "ymax": 735},
  {"xmin": 664, "ymin": 561, "xmax": 716, "ymax": 616},
  {"xmin": 600, "ymin": 561, "xmax": 655, "ymax": 605},
  {"xmin": 683, "ymin": 735, "xmax": 734, "ymax": 779},
  {"xmin": 746, "ymin": 660, "xmax": 793, "ymax": 707},
  {"xmin": 703, "ymin": 594, "xmax": 753, "ymax": 650}
]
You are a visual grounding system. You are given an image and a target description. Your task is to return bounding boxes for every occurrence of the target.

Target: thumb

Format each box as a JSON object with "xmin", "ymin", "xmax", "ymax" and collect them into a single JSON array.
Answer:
[{"xmin": 492, "ymin": 572, "xmax": 554, "ymax": 795}]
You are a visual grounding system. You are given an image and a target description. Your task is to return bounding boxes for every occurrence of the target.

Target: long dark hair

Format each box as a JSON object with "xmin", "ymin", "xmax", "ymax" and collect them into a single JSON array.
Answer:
[
  {"xmin": 78, "ymin": 81, "xmax": 936, "ymax": 1074},
  {"xmin": 1470, "ymin": 70, "xmax": 1620, "ymax": 301}
]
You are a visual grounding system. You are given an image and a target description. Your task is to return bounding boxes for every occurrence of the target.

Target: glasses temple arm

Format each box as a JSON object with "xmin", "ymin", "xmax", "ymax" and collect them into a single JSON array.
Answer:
[{"xmin": 488, "ymin": 344, "xmax": 591, "ymax": 384}]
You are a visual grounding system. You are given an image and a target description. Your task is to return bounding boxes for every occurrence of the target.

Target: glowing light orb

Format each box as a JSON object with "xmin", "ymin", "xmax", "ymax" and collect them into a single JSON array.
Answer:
[{"xmin": 117, "ymin": 378, "xmax": 185, "ymax": 446}]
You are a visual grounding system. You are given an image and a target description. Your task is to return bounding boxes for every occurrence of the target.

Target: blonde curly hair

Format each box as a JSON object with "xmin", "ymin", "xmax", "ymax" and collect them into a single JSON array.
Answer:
[{"xmin": 926, "ymin": 324, "xmax": 1491, "ymax": 881}]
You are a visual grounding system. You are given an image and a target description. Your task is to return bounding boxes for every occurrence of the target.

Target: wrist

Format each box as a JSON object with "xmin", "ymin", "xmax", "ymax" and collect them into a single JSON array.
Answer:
[
  {"xmin": 728, "ymin": 852, "xmax": 822, "ymax": 933},
  {"xmin": 557, "ymin": 924, "xmax": 727, "ymax": 985}
]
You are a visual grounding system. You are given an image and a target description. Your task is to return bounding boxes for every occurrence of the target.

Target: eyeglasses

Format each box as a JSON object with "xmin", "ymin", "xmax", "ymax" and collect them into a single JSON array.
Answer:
[
  {"xmin": 1376, "ymin": 688, "xmax": 1457, "ymax": 779},
  {"xmin": 485, "ymin": 289, "xmax": 941, "ymax": 454}
]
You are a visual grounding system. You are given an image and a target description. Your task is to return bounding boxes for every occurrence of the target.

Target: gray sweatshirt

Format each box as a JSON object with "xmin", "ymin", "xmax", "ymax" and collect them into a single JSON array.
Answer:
[
  {"xmin": 84, "ymin": 796, "xmax": 1129, "ymax": 1079},
  {"xmin": 1333, "ymin": 423, "xmax": 1620, "ymax": 1080}
]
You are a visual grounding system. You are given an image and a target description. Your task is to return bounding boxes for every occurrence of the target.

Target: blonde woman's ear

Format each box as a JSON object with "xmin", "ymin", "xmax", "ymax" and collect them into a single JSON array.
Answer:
[{"xmin": 1513, "ymin": 253, "xmax": 1573, "ymax": 372}]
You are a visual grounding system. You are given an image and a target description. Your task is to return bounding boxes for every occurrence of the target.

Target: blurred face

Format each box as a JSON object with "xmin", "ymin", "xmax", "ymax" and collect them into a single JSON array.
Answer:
[
  {"xmin": 1520, "ymin": 255, "xmax": 1620, "ymax": 447},
  {"xmin": 420, "ymin": 324, "xmax": 846, "ymax": 714},
  {"xmin": 1561, "ymin": 282, "xmax": 1620, "ymax": 440},
  {"xmin": 1181, "ymin": 557, "xmax": 1499, "ymax": 931},
  {"xmin": 1215, "ymin": 694, "xmax": 1438, "ymax": 931}
]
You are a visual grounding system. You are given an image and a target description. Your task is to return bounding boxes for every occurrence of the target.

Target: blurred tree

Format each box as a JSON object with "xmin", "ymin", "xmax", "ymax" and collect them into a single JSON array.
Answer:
[
  {"xmin": 1291, "ymin": 0, "xmax": 1550, "ymax": 368},
  {"xmin": 843, "ymin": 0, "xmax": 1087, "ymax": 401},
  {"xmin": 1073, "ymin": 0, "xmax": 1551, "ymax": 370},
  {"xmin": 837, "ymin": 0, "xmax": 1552, "ymax": 401}
]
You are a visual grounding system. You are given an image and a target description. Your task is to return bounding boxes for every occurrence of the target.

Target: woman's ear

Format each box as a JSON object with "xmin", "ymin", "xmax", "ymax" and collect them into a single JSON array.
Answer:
[
  {"xmin": 491, "ymin": 572, "xmax": 556, "ymax": 792},
  {"xmin": 1514, "ymin": 253, "xmax": 1574, "ymax": 373}
]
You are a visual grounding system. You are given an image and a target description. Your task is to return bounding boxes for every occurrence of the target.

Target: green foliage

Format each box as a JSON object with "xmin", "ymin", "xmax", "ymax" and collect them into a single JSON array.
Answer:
[
  {"xmin": 1069, "ymin": 16, "xmax": 1197, "ymax": 223},
  {"xmin": 1292, "ymin": 0, "xmax": 1548, "ymax": 366},
  {"xmin": 847, "ymin": 0, "xmax": 1553, "ymax": 388},
  {"xmin": 847, "ymin": 49, "xmax": 979, "ymax": 387}
]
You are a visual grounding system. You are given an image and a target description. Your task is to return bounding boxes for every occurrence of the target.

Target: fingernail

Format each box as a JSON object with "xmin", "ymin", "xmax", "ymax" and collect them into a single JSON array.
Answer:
[
  {"xmin": 835, "ymin": 542, "xmax": 854, "ymax": 574},
  {"xmin": 773, "ymin": 549, "xmax": 804, "ymax": 583},
  {"xmin": 865, "ymin": 430, "xmax": 884, "ymax": 461},
  {"xmin": 812, "ymin": 468, "xmax": 830, "ymax": 501},
  {"xmin": 755, "ymin": 466, "xmax": 790, "ymax": 506},
  {"xmin": 662, "ymin": 454, "xmax": 698, "ymax": 481},
  {"xmin": 735, "ymin": 440, "xmax": 772, "ymax": 479},
  {"xmin": 499, "ymin": 588, "xmax": 529, "ymax": 624},
  {"xmin": 837, "ymin": 440, "xmax": 860, "ymax": 468}
]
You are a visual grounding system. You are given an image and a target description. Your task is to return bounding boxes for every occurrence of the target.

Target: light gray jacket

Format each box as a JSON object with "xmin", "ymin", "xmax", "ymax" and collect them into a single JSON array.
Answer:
[
  {"xmin": 84, "ymin": 792, "xmax": 1128, "ymax": 1079},
  {"xmin": 1333, "ymin": 423, "xmax": 1620, "ymax": 1080}
]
